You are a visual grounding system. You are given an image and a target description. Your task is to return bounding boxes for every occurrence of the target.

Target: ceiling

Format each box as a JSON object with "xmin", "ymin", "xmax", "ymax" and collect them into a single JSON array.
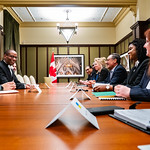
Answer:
[{"xmin": 12, "ymin": 7, "xmax": 122, "ymax": 23}]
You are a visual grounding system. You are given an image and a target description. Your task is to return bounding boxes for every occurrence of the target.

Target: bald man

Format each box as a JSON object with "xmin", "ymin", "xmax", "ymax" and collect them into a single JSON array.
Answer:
[{"xmin": 0, "ymin": 49, "xmax": 30, "ymax": 89}]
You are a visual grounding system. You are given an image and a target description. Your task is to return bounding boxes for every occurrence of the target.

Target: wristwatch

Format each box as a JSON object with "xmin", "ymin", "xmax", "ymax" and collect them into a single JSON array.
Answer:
[
  {"xmin": 106, "ymin": 85, "xmax": 110, "ymax": 91},
  {"xmin": 1, "ymin": 85, "xmax": 4, "ymax": 91}
]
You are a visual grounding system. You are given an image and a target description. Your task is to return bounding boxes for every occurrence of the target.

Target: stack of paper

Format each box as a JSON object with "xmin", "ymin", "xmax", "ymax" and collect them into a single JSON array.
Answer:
[
  {"xmin": 109, "ymin": 109, "xmax": 150, "ymax": 134},
  {"xmin": 0, "ymin": 90, "xmax": 19, "ymax": 94}
]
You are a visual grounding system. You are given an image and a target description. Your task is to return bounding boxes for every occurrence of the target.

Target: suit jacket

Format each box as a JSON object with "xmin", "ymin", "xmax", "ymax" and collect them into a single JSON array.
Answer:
[
  {"xmin": 130, "ymin": 69, "xmax": 150, "ymax": 101},
  {"xmin": 123, "ymin": 58, "xmax": 149, "ymax": 87},
  {"xmin": 93, "ymin": 67, "xmax": 109, "ymax": 82},
  {"xmin": 0, "ymin": 60, "xmax": 25, "ymax": 89},
  {"xmin": 87, "ymin": 70, "xmax": 96, "ymax": 80},
  {"xmin": 101, "ymin": 64, "xmax": 127, "ymax": 85}
]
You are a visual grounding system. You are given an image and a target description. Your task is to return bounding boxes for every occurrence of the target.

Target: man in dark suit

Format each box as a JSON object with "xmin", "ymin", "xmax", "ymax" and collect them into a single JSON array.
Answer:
[
  {"xmin": 0, "ymin": 49, "xmax": 30, "ymax": 89},
  {"xmin": 94, "ymin": 53, "xmax": 127, "ymax": 91}
]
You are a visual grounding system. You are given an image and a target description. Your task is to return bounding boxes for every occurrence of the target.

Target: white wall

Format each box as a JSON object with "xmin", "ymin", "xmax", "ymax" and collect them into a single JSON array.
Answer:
[
  {"xmin": 136, "ymin": 0, "xmax": 150, "ymax": 21},
  {"xmin": 20, "ymin": 26, "xmax": 116, "ymax": 44},
  {"xmin": 115, "ymin": 11, "xmax": 135, "ymax": 43}
]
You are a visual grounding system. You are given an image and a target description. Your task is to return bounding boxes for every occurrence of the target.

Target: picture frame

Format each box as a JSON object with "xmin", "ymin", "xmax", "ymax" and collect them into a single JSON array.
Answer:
[
  {"xmin": 120, "ymin": 52, "xmax": 130, "ymax": 72},
  {"xmin": 54, "ymin": 54, "xmax": 84, "ymax": 78}
]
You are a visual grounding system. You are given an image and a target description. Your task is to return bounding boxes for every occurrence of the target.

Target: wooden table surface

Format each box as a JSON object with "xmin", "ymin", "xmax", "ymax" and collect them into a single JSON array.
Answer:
[{"xmin": 0, "ymin": 83, "xmax": 150, "ymax": 150}]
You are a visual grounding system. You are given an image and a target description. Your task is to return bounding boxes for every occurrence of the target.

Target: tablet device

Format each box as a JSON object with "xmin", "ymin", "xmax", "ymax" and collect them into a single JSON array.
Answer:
[{"xmin": 86, "ymin": 106, "xmax": 124, "ymax": 115}]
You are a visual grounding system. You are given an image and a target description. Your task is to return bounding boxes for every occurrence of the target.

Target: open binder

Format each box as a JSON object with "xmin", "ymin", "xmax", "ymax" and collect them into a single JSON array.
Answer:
[{"xmin": 109, "ymin": 109, "xmax": 150, "ymax": 134}]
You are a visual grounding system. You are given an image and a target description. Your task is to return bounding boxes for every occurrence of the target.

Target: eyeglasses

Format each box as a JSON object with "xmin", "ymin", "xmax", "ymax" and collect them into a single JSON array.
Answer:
[{"xmin": 7, "ymin": 55, "xmax": 17, "ymax": 59}]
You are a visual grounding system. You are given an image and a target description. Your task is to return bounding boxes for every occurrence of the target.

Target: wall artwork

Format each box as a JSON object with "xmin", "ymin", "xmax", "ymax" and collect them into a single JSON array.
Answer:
[{"xmin": 54, "ymin": 54, "xmax": 84, "ymax": 77}]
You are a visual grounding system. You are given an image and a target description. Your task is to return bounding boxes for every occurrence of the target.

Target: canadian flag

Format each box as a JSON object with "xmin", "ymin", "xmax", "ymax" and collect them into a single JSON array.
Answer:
[{"xmin": 49, "ymin": 52, "xmax": 57, "ymax": 83}]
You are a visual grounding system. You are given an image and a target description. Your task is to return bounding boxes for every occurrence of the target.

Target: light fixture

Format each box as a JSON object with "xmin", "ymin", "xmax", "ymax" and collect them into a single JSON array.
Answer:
[{"xmin": 57, "ymin": 10, "xmax": 78, "ymax": 43}]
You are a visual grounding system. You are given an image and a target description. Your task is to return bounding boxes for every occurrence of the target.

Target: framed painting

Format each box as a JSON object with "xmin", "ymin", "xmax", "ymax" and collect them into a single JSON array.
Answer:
[{"xmin": 54, "ymin": 54, "xmax": 84, "ymax": 77}]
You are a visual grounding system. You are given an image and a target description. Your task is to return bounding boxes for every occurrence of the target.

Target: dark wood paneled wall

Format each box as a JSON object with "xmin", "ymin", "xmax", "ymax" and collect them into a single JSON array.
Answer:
[{"xmin": 20, "ymin": 44, "xmax": 115, "ymax": 83}]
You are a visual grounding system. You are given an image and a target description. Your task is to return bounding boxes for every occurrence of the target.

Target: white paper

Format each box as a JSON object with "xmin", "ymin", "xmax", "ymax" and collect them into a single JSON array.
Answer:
[
  {"xmin": 46, "ymin": 98, "xmax": 99, "ymax": 129},
  {"xmin": 45, "ymin": 104, "xmax": 71, "ymax": 128},
  {"xmin": 69, "ymin": 82, "xmax": 75, "ymax": 92},
  {"xmin": 138, "ymin": 144, "xmax": 150, "ymax": 150},
  {"xmin": 45, "ymin": 83, "xmax": 50, "ymax": 88},
  {"xmin": 71, "ymin": 98, "xmax": 99, "ymax": 129},
  {"xmin": 114, "ymin": 109, "xmax": 150, "ymax": 130},
  {"xmin": 35, "ymin": 85, "xmax": 42, "ymax": 93},
  {"xmin": 92, "ymin": 83, "xmax": 110, "ymax": 88},
  {"xmin": 69, "ymin": 88, "xmax": 91, "ymax": 100},
  {"xmin": 0, "ymin": 90, "xmax": 19, "ymax": 94},
  {"xmin": 65, "ymin": 81, "xmax": 72, "ymax": 88}
]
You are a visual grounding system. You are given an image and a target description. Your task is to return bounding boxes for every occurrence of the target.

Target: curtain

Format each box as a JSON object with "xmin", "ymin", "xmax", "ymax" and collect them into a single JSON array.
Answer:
[{"xmin": 4, "ymin": 10, "xmax": 21, "ymax": 74}]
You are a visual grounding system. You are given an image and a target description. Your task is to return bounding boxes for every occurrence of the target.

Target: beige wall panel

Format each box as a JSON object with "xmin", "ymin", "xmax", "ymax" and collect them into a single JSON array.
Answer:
[
  {"xmin": 111, "ymin": 47, "xmax": 115, "ymax": 54},
  {"xmin": 20, "ymin": 47, "xmax": 26, "ymax": 75},
  {"xmin": 120, "ymin": 43, "xmax": 124, "ymax": 54},
  {"xmin": 38, "ymin": 47, "xmax": 47, "ymax": 83},
  {"xmin": 90, "ymin": 47, "xmax": 99, "ymax": 65},
  {"xmin": 116, "ymin": 11, "xmax": 135, "ymax": 43},
  {"xmin": 80, "ymin": 47, "xmax": 88, "ymax": 81},
  {"xmin": 137, "ymin": 0, "xmax": 150, "ymax": 21},
  {"xmin": 20, "ymin": 27, "xmax": 116, "ymax": 45},
  {"xmin": 116, "ymin": 45, "xmax": 119, "ymax": 54},
  {"xmin": 100, "ymin": 47, "xmax": 109, "ymax": 58},
  {"xmin": 69, "ymin": 78, "xmax": 78, "ymax": 83},
  {"xmin": 129, "ymin": 36, "xmax": 133, "ymax": 43},
  {"xmin": 58, "ymin": 47, "xmax": 67, "ymax": 54},
  {"xmin": 69, "ymin": 47, "xmax": 78, "ymax": 54},
  {"xmin": 125, "ymin": 39, "xmax": 129, "ymax": 53},
  {"xmin": 27, "ymin": 47, "xmax": 36, "ymax": 78},
  {"xmin": 59, "ymin": 78, "xmax": 68, "ymax": 83}
]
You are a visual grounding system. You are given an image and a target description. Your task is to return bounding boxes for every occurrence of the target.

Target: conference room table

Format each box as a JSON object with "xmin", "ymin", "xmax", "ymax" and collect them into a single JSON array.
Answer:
[{"xmin": 0, "ymin": 83, "xmax": 150, "ymax": 150}]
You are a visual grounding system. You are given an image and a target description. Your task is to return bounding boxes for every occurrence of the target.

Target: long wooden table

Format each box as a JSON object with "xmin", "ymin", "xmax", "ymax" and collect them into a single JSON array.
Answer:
[{"xmin": 0, "ymin": 83, "xmax": 150, "ymax": 150}]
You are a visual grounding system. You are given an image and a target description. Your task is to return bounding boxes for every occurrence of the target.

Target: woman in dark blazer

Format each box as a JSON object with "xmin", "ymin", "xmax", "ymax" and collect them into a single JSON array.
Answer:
[
  {"xmin": 122, "ymin": 38, "xmax": 149, "ymax": 87},
  {"xmin": 93, "ymin": 57, "xmax": 109, "ymax": 82},
  {"xmin": 115, "ymin": 29, "xmax": 150, "ymax": 101}
]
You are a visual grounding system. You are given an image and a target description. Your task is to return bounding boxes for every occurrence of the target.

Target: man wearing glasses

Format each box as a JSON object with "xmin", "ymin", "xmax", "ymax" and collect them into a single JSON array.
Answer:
[{"xmin": 0, "ymin": 49, "xmax": 30, "ymax": 89}]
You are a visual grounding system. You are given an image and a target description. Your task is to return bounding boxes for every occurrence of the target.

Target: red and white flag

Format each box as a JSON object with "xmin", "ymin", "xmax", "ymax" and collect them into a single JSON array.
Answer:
[{"xmin": 49, "ymin": 52, "xmax": 57, "ymax": 83}]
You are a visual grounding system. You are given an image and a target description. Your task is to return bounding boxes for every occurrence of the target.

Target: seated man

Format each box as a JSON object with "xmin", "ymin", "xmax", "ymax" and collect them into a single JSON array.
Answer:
[
  {"xmin": 93, "ymin": 53, "xmax": 127, "ymax": 91},
  {"xmin": 86, "ymin": 65, "xmax": 95, "ymax": 80},
  {"xmin": 0, "ymin": 49, "xmax": 30, "ymax": 89},
  {"xmin": 79, "ymin": 65, "xmax": 96, "ymax": 85},
  {"xmin": 0, "ymin": 82, "xmax": 16, "ymax": 91}
]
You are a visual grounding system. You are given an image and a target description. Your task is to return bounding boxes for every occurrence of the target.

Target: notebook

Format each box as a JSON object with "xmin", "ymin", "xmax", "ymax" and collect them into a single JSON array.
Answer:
[
  {"xmin": 109, "ymin": 109, "xmax": 150, "ymax": 134},
  {"xmin": 92, "ymin": 91, "xmax": 126, "ymax": 100},
  {"xmin": 99, "ymin": 96, "xmax": 126, "ymax": 101}
]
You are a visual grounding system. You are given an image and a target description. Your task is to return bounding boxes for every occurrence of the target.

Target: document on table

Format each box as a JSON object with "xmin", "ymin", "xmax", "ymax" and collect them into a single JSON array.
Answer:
[
  {"xmin": 109, "ymin": 109, "xmax": 150, "ymax": 134},
  {"xmin": 138, "ymin": 144, "xmax": 150, "ymax": 150},
  {"xmin": 0, "ymin": 90, "xmax": 19, "ymax": 94},
  {"xmin": 92, "ymin": 83, "xmax": 109, "ymax": 88},
  {"xmin": 46, "ymin": 98, "xmax": 99, "ymax": 129},
  {"xmin": 92, "ymin": 91, "xmax": 126, "ymax": 100}
]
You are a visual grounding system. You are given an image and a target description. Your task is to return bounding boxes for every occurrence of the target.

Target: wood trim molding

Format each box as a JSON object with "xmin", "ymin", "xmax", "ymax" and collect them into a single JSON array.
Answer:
[{"xmin": 0, "ymin": 0, "xmax": 137, "ymax": 7}]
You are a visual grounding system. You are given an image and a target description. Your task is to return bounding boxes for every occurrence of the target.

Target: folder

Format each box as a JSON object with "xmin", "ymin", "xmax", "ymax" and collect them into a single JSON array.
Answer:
[
  {"xmin": 87, "ymin": 106, "xmax": 124, "ymax": 115},
  {"xmin": 109, "ymin": 109, "xmax": 150, "ymax": 134}
]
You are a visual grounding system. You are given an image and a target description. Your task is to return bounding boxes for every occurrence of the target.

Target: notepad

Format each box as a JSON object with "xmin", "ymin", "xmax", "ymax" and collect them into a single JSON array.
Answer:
[
  {"xmin": 99, "ymin": 97, "xmax": 126, "ymax": 101},
  {"xmin": 109, "ymin": 109, "xmax": 150, "ymax": 134},
  {"xmin": 92, "ymin": 91, "xmax": 116, "ymax": 97}
]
